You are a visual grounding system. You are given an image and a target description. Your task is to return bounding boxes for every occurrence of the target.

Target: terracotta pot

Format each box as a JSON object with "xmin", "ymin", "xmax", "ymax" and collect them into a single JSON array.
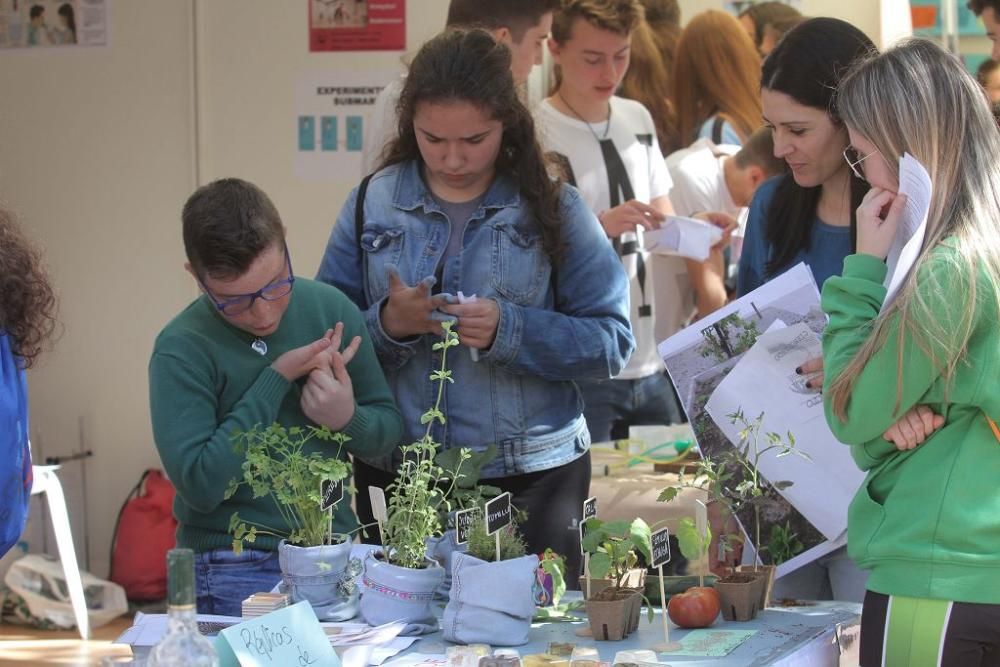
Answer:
[
  {"xmin": 585, "ymin": 588, "xmax": 642, "ymax": 641},
  {"xmin": 738, "ymin": 565, "xmax": 776, "ymax": 610},
  {"xmin": 578, "ymin": 568, "xmax": 647, "ymax": 598},
  {"xmin": 715, "ymin": 576, "xmax": 759, "ymax": 622}
]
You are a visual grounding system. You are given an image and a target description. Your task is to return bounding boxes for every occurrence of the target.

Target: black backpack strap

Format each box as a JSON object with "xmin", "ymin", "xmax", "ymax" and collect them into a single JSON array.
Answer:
[
  {"xmin": 711, "ymin": 116, "xmax": 726, "ymax": 144},
  {"xmin": 355, "ymin": 173, "xmax": 374, "ymax": 247}
]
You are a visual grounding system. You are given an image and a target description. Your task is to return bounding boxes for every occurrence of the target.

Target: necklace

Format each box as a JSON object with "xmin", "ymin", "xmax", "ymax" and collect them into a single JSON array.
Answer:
[
  {"xmin": 556, "ymin": 91, "xmax": 612, "ymax": 142},
  {"xmin": 251, "ymin": 338, "xmax": 268, "ymax": 356}
]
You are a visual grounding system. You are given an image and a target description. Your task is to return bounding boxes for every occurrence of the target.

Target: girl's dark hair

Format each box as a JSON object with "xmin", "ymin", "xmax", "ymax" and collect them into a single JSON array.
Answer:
[
  {"xmin": 0, "ymin": 207, "xmax": 57, "ymax": 368},
  {"xmin": 380, "ymin": 28, "xmax": 563, "ymax": 260},
  {"xmin": 760, "ymin": 17, "xmax": 875, "ymax": 276}
]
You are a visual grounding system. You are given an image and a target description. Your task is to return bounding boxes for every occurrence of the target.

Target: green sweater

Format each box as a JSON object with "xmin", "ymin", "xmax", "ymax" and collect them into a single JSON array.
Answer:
[
  {"xmin": 149, "ymin": 278, "xmax": 403, "ymax": 553},
  {"xmin": 822, "ymin": 251, "xmax": 1000, "ymax": 604}
]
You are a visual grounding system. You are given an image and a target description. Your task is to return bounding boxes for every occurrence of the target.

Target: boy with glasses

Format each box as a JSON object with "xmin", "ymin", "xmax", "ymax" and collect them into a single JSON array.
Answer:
[{"xmin": 149, "ymin": 178, "xmax": 402, "ymax": 616}]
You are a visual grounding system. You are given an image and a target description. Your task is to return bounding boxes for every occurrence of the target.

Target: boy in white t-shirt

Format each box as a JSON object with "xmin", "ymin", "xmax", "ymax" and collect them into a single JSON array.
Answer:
[
  {"xmin": 535, "ymin": 0, "xmax": 684, "ymax": 442},
  {"xmin": 362, "ymin": 0, "xmax": 558, "ymax": 174}
]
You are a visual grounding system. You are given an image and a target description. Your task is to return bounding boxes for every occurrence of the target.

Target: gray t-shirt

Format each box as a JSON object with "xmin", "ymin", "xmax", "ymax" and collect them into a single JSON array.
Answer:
[{"xmin": 433, "ymin": 193, "xmax": 485, "ymax": 264}]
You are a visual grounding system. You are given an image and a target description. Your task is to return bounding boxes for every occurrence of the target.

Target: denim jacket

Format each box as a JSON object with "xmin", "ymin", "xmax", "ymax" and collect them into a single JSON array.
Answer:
[{"xmin": 317, "ymin": 161, "xmax": 634, "ymax": 477}]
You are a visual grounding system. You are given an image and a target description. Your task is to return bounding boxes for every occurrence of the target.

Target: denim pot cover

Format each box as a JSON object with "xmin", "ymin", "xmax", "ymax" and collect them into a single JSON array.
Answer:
[
  {"xmin": 426, "ymin": 529, "xmax": 467, "ymax": 600},
  {"xmin": 360, "ymin": 551, "xmax": 444, "ymax": 635},
  {"xmin": 442, "ymin": 552, "xmax": 540, "ymax": 646},
  {"xmin": 277, "ymin": 539, "xmax": 360, "ymax": 622}
]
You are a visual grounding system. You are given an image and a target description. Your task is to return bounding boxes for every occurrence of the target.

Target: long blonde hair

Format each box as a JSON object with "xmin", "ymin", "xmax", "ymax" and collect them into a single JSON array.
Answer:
[
  {"xmin": 828, "ymin": 39, "xmax": 1000, "ymax": 420},
  {"xmin": 670, "ymin": 10, "xmax": 762, "ymax": 145}
]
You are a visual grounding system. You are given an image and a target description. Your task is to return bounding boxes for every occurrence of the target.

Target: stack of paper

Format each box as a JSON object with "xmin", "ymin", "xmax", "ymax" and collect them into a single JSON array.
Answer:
[{"xmin": 241, "ymin": 592, "xmax": 289, "ymax": 618}]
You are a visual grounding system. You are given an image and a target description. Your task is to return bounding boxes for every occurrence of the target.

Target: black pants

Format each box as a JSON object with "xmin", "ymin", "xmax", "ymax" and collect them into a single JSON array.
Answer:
[
  {"xmin": 353, "ymin": 452, "xmax": 592, "ymax": 588},
  {"xmin": 860, "ymin": 590, "xmax": 1000, "ymax": 666}
]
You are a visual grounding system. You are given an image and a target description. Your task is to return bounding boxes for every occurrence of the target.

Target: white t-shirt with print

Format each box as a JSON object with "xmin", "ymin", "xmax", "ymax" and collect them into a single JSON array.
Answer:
[{"xmin": 535, "ymin": 96, "xmax": 673, "ymax": 380}]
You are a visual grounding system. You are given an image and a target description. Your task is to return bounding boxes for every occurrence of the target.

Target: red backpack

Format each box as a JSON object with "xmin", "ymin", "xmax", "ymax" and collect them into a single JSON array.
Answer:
[{"xmin": 108, "ymin": 469, "xmax": 177, "ymax": 600}]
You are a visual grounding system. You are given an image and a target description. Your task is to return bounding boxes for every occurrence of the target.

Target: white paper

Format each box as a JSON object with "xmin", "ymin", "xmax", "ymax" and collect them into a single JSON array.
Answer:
[
  {"xmin": 882, "ymin": 152, "xmax": 932, "ymax": 309},
  {"xmin": 703, "ymin": 323, "xmax": 864, "ymax": 540},
  {"xmin": 457, "ymin": 291, "xmax": 479, "ymax": 362},
  {"xmin": 644, "ymin": 215, "xmax": 723, "ymax": 262}
]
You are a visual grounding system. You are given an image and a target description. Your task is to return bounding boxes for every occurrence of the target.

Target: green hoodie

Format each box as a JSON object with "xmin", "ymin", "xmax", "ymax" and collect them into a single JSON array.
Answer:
[
  {"xmin": 149, "ymin": 278, "xmax": 403, "ymax": 552},
  {"xmin": 822, "ymin": 250, "xmax": 1000, "ymax": 604}
]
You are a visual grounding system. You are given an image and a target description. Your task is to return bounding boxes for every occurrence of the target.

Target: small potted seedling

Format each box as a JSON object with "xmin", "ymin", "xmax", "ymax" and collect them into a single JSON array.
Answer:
[
  {"xmin": 360, "ymin": 321, "xmax": 471, "ymax": 635},
  {"xmin": 442, "ymin": 507, "xmax": 539, "ymax": 646},
  {"xmin": 581, "ymin": 517, "xmax": 654, "ymax": 640},
  {"xmin": 227, "ymin": 424, "xmax": 360, "ymax": 621}
]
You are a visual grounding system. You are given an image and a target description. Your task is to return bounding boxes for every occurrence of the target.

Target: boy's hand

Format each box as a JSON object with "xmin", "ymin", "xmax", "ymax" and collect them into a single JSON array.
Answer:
[
  {"xmin": 380, "ymin": 267, "xmax": 451, "ymax": 339},
  {"xmin": 883, "ymin": 405, "xmax": 944, "ymax": 451},
  {"xmin": 599, "ymin": 200, "xmax": 665, "ymax": 237},
  {"xmin": 301, "ymin": 349, "xmax": 357, "ymax": 431},
  {"xmin": 439, "ymin": 298, "xmax": 500, "ymax": 350},
  {"xmin": 271, "ymin": 336, "xmax": 332, "ymax": 382}
]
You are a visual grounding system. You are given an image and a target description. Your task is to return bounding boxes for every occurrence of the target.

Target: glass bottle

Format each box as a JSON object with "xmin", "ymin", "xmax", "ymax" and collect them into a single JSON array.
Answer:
[{"xmin": 147, "ymin": 548, "xmax": 219, "ymax": 667}]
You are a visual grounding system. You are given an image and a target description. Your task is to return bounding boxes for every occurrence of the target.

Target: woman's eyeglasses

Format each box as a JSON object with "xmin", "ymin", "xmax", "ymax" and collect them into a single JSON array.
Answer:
[{"xmin": 843, "ymin": 145, "xmax": 876, "ymax": 180}]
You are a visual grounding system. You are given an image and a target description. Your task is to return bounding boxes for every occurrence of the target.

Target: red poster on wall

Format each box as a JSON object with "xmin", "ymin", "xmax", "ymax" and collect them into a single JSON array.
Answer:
[{"xmin": 309, "ymin": 0, "xmax": 405, "ymax": 52}]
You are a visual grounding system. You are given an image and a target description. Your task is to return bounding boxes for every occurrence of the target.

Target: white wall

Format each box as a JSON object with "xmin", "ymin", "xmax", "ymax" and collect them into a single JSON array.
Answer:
[{"xmin": 2, "ymin": 0, "xmax": 899, "ymax": 578}]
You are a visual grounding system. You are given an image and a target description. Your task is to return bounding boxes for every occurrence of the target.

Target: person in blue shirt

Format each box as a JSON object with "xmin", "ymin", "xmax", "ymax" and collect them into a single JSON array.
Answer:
[
  {"xmin": 737, "ymin": 18, "xmax": 874, "ymax": 297},
  {"xmin": 1, "ymin": 206, "xmax": 57, "ymax": 558},
  {"xmin": 317, "ymin": 28, "xmax": 633, "ymax": 582}
]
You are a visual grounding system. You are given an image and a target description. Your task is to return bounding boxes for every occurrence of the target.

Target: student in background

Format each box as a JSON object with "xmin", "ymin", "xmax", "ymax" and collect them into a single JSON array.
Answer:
[
  {"xmin": 671, "ymin": 10, "xmax": 762, "ymax": 147},
  {"xmin": 825, "ymin": 39, "xmax": 1000, "ymax": 664},
  {"xmin": 619, "ymin": 19, "xmax": 678, "ymax": 156},
  {"xmin": 0, "ymin": 207, "xmax": 57, "ymax": 559},
  {"xmin": 538, "ymin": 0, "xmax": 688, "ymax": 439},
  {"xmin": 637, "ymin": 0, "xmax": 681, "ymax": 87},
  {"xmin": 737, "ymin": 1, "xmax": 802, "ymax": 58},
  {"xmin": 977, "ymin": 58, "xmax": 1000, "ymax": 102},
  {"xmin": 318, "ymin": 29, "xmax": 633, "ymax": 582},
  {"xmin": 362, "ymin": 0, "xmax": 558, "ymax": 174},
  {"xmin": 968, "ymin": 0, "xmax": 1000, "ymax": 60},
  {"xmin": 149, "ymin": 179, "xmax": 402, "ymax": 616}
]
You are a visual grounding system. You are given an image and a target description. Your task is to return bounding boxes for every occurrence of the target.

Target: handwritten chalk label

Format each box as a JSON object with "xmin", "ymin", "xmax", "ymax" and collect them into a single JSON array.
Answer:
[
  {"xmin": 213, "ymin": 600, "xmax": 339, "ymax": 667},
  {"xmin": 369, "ymin": 486, "xmax": 387, "ymax": 524},
  {"xmin": 583, "ymin": 496, "xmax": 598, "ymax": 520},
  {"xmin": 454, "ymin": 507, "xmax": 479, "ymax": 545},
  {"xmin": 320, "ymin": 479, "xmax": 343, "ymax": 511},
  {"xmin": 579, "ymin": 521, "xmax": 588, "ymax": 555},
  {"xmin": 651, "ymin": 527, "xmax": 671, "ymax": 568},
  {"xmin": 485, "ymin": 492, "xmax": 512, "ymax": 535}
]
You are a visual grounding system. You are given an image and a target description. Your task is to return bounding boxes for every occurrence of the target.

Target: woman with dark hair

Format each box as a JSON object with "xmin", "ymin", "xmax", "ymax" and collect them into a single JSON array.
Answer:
[
  {"xmin": 318, "ymin": 29, "xmax": 633, "ymax": 577},
  {"xmin": 1, "ymin": 206, "xmax": 57, "ymax": 557},
  {"xmin": 738, "ymin": 1, "xmax": 802, "ymax": 57},
  {"xmin": 735, "ymin": 17, "xmax": 876, "ymax": 602},
  {"xmin": 54, "ymin": 3, "xmax": 76, "ymax": 44}
]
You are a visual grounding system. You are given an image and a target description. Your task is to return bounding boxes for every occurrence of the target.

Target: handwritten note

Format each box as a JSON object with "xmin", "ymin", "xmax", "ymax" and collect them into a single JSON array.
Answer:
[{"xmin": 214, "ymin": 601, "xmax": 339, "ymax": 667}]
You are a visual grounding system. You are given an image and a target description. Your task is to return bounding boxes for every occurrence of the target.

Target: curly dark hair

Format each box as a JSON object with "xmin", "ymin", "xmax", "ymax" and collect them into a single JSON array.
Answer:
[
  {"xmin": 380, "ymin": 28, "xmax": 564, "ymax": 259},
  {"xmin": 0, "ymin": 207, "xmax": 57, "ymax": 368}
]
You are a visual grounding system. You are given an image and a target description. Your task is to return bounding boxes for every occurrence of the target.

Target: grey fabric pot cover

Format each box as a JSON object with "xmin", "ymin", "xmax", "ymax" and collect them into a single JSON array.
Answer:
[
  {"xmin": 360, "ymin": 551, "xmax": 444, "ymax": 636},
  {"xmin": 426, "ymin": 529, "xmax": 467, "ymax": 600},
  {"xmin": 442, "ymin": 552, "xmax": 540, "ymax": 646},
  {"xmin": 277, "ymin": 539, "xmax": 360, "ymax": 622}
]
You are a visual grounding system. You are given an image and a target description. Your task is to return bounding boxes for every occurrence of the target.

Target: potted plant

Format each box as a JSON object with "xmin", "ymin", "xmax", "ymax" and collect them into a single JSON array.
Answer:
[
  {"xmin": 658, "ymin": 409, "xmax": 808, "ymax": 620},
  {"xmin": 580, "ymin": 517, "xmax": 654, "ymax": 640},
  {"xmin": 442, "ymin": 511, "xmax": 539, "ymax": 646},
  {"xmin": 426, "ymin": 444, "xmax": 501, "ymax": 600},
  {"xmin": 359, "ymin": 321, "xmax": 471, "ymax": 635},
  {"xmin": 643, "ymin": 516, "xmax": 720, "ymax": 608},
  {"xmin": 226, "ymin": 424, "xmax": 360, "ymax": 621}
]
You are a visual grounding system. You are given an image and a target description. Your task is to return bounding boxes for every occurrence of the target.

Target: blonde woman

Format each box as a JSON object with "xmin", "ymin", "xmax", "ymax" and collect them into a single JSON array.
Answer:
[
  {"xmin": 824, "ymin": 39, "xmax": 1000, "ymax": 664},
  {"xmin": 670, "ymin": 9, "xmax": 762, "ymax": 146}
]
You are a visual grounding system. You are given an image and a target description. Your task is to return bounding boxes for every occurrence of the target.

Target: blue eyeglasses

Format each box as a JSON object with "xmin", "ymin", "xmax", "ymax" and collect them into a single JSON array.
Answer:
[{"xmin": 199, "ymin": 243, "xmax": 295, "ymax": 316}]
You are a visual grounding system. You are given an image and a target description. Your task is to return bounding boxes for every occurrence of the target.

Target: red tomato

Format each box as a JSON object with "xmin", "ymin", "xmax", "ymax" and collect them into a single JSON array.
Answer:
[{"xmin": 667, "ymin": 586, "xmax": 720, "ymax": 628}]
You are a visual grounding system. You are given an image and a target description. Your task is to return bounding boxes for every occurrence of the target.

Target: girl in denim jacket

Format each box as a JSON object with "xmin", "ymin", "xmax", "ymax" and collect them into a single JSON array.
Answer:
[{"xmin": 318, "ymin": 29, "xmax": 634, "ymax": 579}]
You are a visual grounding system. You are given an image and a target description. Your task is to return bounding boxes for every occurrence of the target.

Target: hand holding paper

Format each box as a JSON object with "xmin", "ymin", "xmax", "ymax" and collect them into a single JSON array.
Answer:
[{"xmin": 645, "ymin": 215, "xmax": 724, "ymax": 262}]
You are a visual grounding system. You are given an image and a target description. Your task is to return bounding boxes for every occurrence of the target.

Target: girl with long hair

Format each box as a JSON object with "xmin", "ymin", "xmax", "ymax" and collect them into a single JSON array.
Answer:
[
  {"xmin": 824, "ymin": 39, "xmax": 1000, "ymax": 664},
  {"xmin": 670, "ymin": 9, "xmax": 762, "ymax": 146},
  {"xmin": 1, "ymin": 206, "xmax": 57, "ymax": 557},
  {"xmin": 619, "ymin": 19, "xmax": 679, "ymax": 154},
  {"xmin": 317, "ymin": 29, "xmax": 633, "ymax": 579}
]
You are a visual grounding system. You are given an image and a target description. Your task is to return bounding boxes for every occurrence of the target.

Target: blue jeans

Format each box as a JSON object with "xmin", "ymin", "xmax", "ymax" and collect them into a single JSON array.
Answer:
[
  {"xmin": 580, "ymin": 372, "xmax": 685, "ymax": 443},
  {"xmin": 194, "ymin": 548, "xmax": 281, "ymax": 617}
]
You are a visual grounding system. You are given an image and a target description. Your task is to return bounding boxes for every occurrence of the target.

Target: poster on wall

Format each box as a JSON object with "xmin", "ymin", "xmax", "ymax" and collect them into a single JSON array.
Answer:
[
  {"xmin": 309, "ymin": 0, "xmax": 405, "ymax": 52},
  {"xmin": 295, "ymin": 70, "xmax": 396, "ymax": 182},
  {"xmin": 0, "ymin": 0, "xmax": 106, "ymax": 49}
]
